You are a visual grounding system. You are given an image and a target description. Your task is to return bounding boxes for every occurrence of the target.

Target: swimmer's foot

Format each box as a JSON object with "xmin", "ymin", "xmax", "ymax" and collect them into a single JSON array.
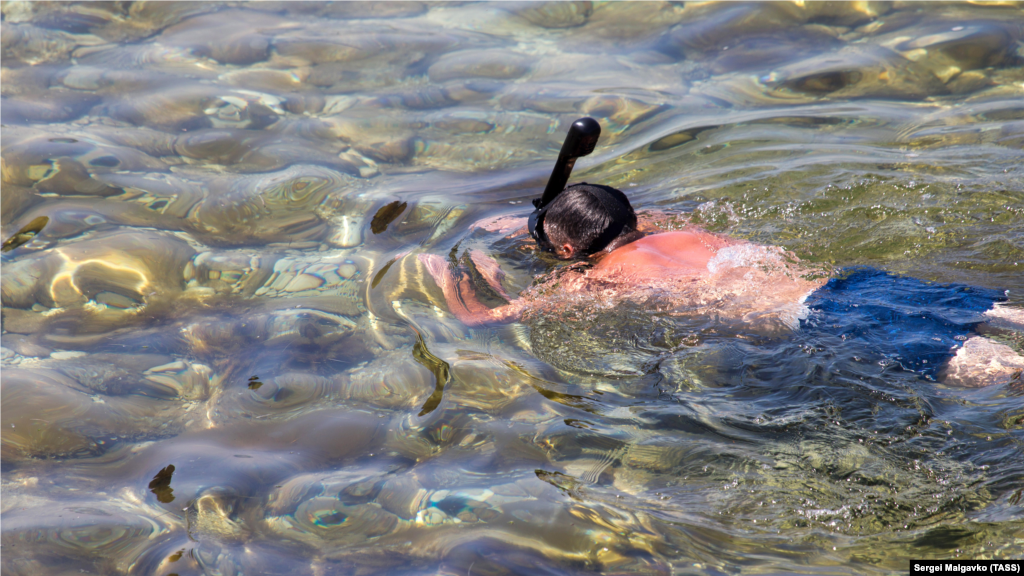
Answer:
[
  {"xmin": 942, "ymin": 336, "xmax": 1024, "ymax": 388},
  {"xmin": 984, "ymin": 304, "xmax": 1024, "ymax": 331}
]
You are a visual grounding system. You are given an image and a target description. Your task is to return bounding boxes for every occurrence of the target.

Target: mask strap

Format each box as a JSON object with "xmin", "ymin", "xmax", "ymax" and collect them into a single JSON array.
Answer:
[{"xmin": 527, "ymin": 201, "xmax": 552, "ymax": 251}]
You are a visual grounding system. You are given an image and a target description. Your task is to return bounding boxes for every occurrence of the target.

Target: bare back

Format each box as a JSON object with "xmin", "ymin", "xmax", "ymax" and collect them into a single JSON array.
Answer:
[
  {"xmin": 591, "ymin": 230, "xmax": 733, "ymax": 280},
  {"xmin": 421, "ymin": 225, "xmax": 826, "ymax": 330}
]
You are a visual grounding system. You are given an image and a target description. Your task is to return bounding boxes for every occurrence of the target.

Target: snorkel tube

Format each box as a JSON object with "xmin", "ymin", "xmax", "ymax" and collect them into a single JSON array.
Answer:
[{"xmin": 528, "ymin": 117, "xmax": 601, "ymax": 250}]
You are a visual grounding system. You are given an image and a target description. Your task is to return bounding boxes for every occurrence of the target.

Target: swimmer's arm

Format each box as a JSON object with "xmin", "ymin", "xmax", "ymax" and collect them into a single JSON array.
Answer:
[
  {"xmin": 419, "ymin": 254, "xmax": 524, "ymax": 327},
  {"xmin": 469, "ymin": 249, "xmax": 513, "ymax": 301},
  {"xmin": 470, "ymin": 215, "xmax": 528, "ymax": 237}
]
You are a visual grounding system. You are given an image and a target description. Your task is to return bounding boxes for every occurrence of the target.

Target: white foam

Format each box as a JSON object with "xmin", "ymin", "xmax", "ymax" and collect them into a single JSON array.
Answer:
[{"xmin": 706, "ymin": 244, "xmax": 785, "ymax": 274}]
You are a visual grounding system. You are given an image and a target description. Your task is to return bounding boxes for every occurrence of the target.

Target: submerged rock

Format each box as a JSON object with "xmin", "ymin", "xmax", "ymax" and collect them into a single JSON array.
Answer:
[
  {"xmin": 888, "ymin": 21, "xmax": 1019, "ymax": 88},
  {"xmin": 157, "ymin": 9, "xmax": 290, "ymax": 66},
  {"xmin": 504, "ymin": 1, "xmax": 593, "ymax": 28},
  {"xmin": 798, "ymin": 1, "xmax": 891, "ymax": 27},
  {"xmin": 186, "ymin": 486, "xmax": 252, "ymax": 543},
  {"xmin": 274, "ymin": 27, "xmax": 455, "ymax": 68},
  {"xmin": 102, "ymin": 84, "xmax": 220, "ymax": 131},
  {"xmin": 181, "ymin": 303, "xmax": 367, "ymax": 371},
  {"xmin": 667, "ymin": 3, "xmax": 798, "ymax": 56},
  {"xmin": 427, "ymin": 49, "xmax": 535, "ymax": 83},
  {"xmin": 0, "ymin": 21, "xmax": 103, "ymax": 65},
  {"xmin": 574, "ymin": 0, "xmax": 685, "ymax": 42},
  {"xmin": 0, "ymin": 216, "xmax": 50, "ymax": 255},
  {"xmin": 126, "ymin": 0, "xmax": 231, "ymax": 32},
  {"xmin": 1, "ymin": 229, "xmax": 194, "ymax": 335},
  {"xmin": 1, "ymin": 131, "xmax": 165, "ymax": 193},
  {"xmin": 262, "ymin": 469, "xmax": 403, "ymax": 550},
  {"xmin": 102, "ymin": 83, "xmax": 284, "ymax": 132},
  {"xmin": 320, "ymin": 1, "xmax": 428, "ymax": 19},
  {"xmin": 0, "ymin": 365, "xmax": 196, "ymax": 462},
  {"xmin": 0, "ymin": 500, "xmax": 176, "ymax": 574},
  {"xmin": 249, "ymin": 1, "xmax": 428, "ymax": 19},
  {"xmin": 185, "ymin": 164, "xmax": 356, "ymax": 246},
  {"xmin": 765, "ymin": 44, "xmax": 948, "ymax": 100},
  {"xmin": 0, "ymin": 186, "xmax": 43, "ymax": 227}
]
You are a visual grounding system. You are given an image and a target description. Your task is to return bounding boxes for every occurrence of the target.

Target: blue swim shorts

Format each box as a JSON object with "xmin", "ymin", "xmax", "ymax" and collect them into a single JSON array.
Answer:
[{"xmin": 800, "ymin": 268, "xmax": 1007, "ymax": 379}]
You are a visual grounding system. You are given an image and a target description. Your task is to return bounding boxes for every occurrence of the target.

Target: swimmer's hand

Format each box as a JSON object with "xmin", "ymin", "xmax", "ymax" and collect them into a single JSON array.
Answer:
[
  {"xmin": 418, "ymin": 253, "xmax": 523, "ymax": 327},
  {"xmin": 469, "ymin": 215, "xmax": 528, "ymax": 236}
]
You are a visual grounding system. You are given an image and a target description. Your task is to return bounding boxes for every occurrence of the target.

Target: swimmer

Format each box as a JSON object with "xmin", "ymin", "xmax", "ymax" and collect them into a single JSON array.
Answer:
[{"xmin": 419, "ymin": 118, "xmax": 1024, "ymax": 387}]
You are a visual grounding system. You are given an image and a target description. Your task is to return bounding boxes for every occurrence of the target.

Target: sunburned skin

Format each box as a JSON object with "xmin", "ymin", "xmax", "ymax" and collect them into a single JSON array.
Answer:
[
  {"xmin": 589, "ymin": 231, "xmax": 731, "ymax": 279},
  {"xmin": 420, "ymin": 215, "xmax": 825, "ymax": 330},
  {"xmin": 420, "ymin": 252, "xmax": 528, "ymax": 326},
  {"xmin": 421, "ymin": 212, "xmax": 1024, "ymax": 388}
]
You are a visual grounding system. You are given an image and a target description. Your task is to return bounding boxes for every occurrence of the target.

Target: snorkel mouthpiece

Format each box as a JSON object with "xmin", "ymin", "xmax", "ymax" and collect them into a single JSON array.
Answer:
[{"xmin": 529, "ymin": 117, "xmax": 601, "ymax": 249}]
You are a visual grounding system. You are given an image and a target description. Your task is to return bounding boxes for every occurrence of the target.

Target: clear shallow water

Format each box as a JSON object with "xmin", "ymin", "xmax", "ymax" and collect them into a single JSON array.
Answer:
[{"xmin": 2, "ymin": 2, "xmax": 1024, "ymax": 574}]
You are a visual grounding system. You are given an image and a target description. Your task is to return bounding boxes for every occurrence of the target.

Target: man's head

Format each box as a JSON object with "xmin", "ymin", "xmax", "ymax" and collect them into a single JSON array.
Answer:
[{"xmin": 535, "ymin": 183, "xmax": 638, "ymax": 259}]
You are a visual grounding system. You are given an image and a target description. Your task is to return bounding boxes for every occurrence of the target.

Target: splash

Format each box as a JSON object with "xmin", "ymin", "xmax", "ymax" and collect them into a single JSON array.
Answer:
[{"xmin": 519, "ymin": 229, "xmax": 829, "ymax": 377}]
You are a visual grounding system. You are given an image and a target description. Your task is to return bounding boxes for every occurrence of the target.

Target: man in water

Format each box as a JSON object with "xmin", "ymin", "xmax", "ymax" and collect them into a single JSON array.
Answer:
[
  {"xmin": 421, "ymin": 182, "xmax": 826, "ymax": 328},
  {"xmin": 420, "ymin": 182, "xmax": 1024, "ymax": 387}
]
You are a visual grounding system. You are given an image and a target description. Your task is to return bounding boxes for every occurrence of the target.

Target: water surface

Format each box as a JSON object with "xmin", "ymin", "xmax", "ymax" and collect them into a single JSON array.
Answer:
[{"xmin": 3, "ymin": 2, "xmax": 1024, "ymax": 574}]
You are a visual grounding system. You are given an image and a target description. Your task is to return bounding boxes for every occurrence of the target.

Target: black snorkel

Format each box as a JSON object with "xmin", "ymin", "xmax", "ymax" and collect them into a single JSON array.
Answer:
[{"xmin": 528, "ymin": 117, "xmax": 601, "ymax": 250}]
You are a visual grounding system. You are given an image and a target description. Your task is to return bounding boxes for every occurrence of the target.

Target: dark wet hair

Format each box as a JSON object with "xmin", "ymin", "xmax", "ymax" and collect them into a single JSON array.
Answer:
[{"xmin": 539, "ymin": 183, "xmax": 638, "ymax": 257}]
